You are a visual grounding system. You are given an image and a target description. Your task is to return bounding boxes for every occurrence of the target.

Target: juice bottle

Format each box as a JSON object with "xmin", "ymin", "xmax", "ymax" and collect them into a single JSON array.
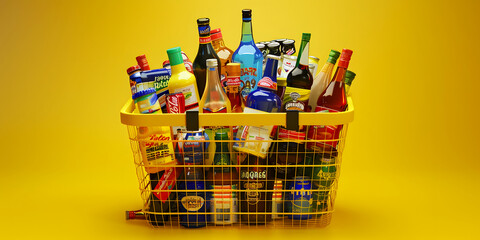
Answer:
[{"xmin": 167, "ymin": 46, "xmax": 200, "ymax": 111}]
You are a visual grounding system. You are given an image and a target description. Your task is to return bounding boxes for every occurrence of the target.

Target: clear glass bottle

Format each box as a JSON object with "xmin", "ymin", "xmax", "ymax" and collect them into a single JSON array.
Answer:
[
  {"xmin": 199, "ymin": 59, "xmax": 232, "ymax": 114},
  {"xmin": 308, "ymin": 50, "xmax": 340, "ymax": 110}
]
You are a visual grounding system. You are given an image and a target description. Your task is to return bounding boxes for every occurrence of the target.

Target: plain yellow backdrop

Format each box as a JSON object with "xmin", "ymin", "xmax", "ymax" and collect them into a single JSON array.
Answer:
[{"xmin": 1, "ymin": 0, "xmax": 479, "ymax": 239}]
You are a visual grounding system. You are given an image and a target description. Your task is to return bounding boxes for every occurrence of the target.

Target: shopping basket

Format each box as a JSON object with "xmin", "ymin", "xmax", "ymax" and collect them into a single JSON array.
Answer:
[{"xmin": 120, "ymin": 97, "xmax": 354, "ymax": 228}]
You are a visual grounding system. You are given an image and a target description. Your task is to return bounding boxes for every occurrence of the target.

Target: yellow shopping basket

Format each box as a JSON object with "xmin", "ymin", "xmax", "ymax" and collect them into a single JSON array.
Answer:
[{"xmin": 120, "ymin": 97, "xmax": 354, "ymax": 228}]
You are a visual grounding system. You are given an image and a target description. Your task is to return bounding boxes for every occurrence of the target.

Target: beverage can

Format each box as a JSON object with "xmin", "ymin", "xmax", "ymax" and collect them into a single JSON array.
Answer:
[
  {"xmin": 287, "ymin": 177, "xmax": 312, "ymax": 220},
  {"xmin": 166, "ymin": 92, "xmax": 186, "ymax": 114},
  {"xmin": 282, "ymin": 39, "xmax": 296, "ymax": 55}
]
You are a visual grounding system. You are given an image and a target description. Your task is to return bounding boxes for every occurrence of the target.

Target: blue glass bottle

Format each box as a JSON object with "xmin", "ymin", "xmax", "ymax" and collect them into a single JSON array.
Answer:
[
  {"xmin": 232, "ymin": 9, "xmax": 264, "ymax": 101},
  {"xmin": 245, "ymin": 55, "xmax": 282, "ymax": 112},
  {"xmin": 177, "ymin": 164, "xmax": 209, "ymax": 228}
]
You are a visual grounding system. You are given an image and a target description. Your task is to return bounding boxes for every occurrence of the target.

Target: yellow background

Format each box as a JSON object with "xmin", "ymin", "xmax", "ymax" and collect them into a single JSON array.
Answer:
[{"xmin": 1, "ymin": 0, "xmax": 479, "ymax": 239}]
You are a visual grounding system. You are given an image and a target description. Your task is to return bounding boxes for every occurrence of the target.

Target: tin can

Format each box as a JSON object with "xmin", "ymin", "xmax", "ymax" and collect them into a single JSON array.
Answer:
[
  {"xmin": 166, "ymin": 92, "xmax": 186, "ymax": 114},
  {"xmin": 287, "ymin": 177, "xmax": 312, "ymax": 220},
  {"xmin": 272, "ymin": 180, "xmax": 283, "ymax": 219},
  {"xmin": 282, "ymin": 39, "xmax": 296, "ymax": 55}
]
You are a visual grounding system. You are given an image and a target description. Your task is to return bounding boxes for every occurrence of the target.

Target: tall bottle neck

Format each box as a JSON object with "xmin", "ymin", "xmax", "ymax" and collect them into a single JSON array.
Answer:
[
  {"xmin": 240, "ymin": 20, "xmax": 254, "ymax": 42},
  {"xmin": 198, "ymin": 25, "xmax": 212, "ymax": 45},
  {"xmin": 263, "ymin": 58, "xmax": 278, "ymax": 82},
  {"xmin": 296, "ymin": 40, "xmax": 310, "ymax": 67}
]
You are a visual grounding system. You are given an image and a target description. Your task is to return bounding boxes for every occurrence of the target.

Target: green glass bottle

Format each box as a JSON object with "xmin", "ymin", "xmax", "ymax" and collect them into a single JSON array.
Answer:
[{"xmin": 344, "ymin": 70, "xmax": 356, "ymax": 95}]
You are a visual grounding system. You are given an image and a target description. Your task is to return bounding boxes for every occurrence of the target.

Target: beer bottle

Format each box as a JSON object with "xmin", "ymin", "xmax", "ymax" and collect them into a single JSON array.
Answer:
[
  {"xmin": 207, "ymin": 130, "xmax": 239, "ymax": 225},
  {"xmin": 177, "ymin": 163, "xmax": 208, "ymax": 228},
  {"xmin": 193, "ymin": 18, "xmax": 221, "ymax": 99},
  {"xmin": 240, "ymin": 155, "xmax": 273, "ymax": 224}
]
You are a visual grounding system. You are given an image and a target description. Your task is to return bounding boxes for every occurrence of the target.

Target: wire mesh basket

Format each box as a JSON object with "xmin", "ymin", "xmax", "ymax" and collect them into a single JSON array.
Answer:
[{"xmin": 120, "ymin": 97, "xmax": 354, "ymax": 228}]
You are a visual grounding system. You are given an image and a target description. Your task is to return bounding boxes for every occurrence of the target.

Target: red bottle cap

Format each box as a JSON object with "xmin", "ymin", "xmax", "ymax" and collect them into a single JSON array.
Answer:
[
  {"xmin": 337, "ymin": 49, "xmax": 353, "ymax": 69},
  {"xmin": 126, "ymin": 65, "xmax": 141, "ymax": 75},
  {"xmin": 162, "ymin": 60, "xmax": 170, "ymax": 68},
  {"xmin": 210, "ymin": 28, "xmax": 223, "ymax": 41},
  {"xmin": 136, "ymin": 54, "xmax": 151, "ymax": 71}
]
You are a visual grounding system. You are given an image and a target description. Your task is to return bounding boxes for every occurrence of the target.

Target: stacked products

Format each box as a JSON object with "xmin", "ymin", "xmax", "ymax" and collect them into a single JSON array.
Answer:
[{"xmin": 124, "ymin": 9, "xmax": 357, "ymax": 227}]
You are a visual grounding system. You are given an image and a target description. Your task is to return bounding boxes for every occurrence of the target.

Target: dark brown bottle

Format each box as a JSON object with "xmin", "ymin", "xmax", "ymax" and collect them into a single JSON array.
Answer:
[
  {"xmin": 193, "ymin": 18, "xmax": 221, "ymax": 99},
  {"xmin": 239, "ymin": 155, "xmax": 273, "ymax": 224}
]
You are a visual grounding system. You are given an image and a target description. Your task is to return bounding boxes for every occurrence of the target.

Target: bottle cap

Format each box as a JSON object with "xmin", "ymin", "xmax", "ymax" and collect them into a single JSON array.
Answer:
[
  {"xmin": 210, "ymin": 28, "xmax": 223, "ymax": 41},
  {"xmin": 166, "ymin": 47, "xmax": 184, "ymax": 66},
  {"xmin": 301, "ymin": 33, "xmax": 311, "ymax": 42},
  {"xmin": 136, "ymin": 54, "xmax": 150, "ymax": 71},
  {"xmin": 197, "ymin": 18, "xmax": 209, "ymax": 25},
  {"xmin": 338, "ymin": 49, "xmax": 353, "ymax": 69},
  {"xmin": 344, "ymin": 70, "xmax": 356, "ymax": 85},
  {"xmin": 256, "ymin": 43, "xmax": 265, "ymax": 50},
  {"xmin": 127, "ymin": 65, "xmax": 141, "ymax": 75},
  {"xmin": 242, "ymin": 9, "xmax": 252, "ymax": 19},
  {"xmin": 267, "ymin": 42, "xmax": 280, "ymax": 48},
  {"xmin": 226, "ymin": 63, "xmax": 241, "ymax": 76},
  {"xmin": 327, "ymin": 50, "xmax": 341, "ymax": 64},
  {"xmin": 206, "ymin": 59, "xmax": 218, "ymax": 68}
]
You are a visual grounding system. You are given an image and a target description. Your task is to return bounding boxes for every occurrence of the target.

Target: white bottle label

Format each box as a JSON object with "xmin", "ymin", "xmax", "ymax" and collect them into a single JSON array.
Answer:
[{"xmin": 173, "ymin": 84, "xmax": 199, "ymax": 111}]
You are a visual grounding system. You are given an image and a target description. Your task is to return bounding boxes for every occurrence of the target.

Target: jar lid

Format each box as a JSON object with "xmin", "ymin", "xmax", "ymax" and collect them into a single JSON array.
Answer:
[{"xmin": 127, "ymin": 65, "xmax": 141, "ymax": 75}]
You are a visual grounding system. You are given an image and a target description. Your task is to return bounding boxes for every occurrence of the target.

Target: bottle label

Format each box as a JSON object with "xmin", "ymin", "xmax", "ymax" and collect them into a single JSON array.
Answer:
[
  {"xmin": 153, "ymin": 167, "xmax": 179, "ymax": 203},
  {"xmin": 299, "ymin": 42, "xmax": 310, "ymax": 66},
  {"xmin": 199, "ymin": 36, "xmax": 212, "ymax": 44},
  {"xmin": 307, "ymin": 107, "xmax": 343, "ymax": 149},
  {"xmin": 257, "ymin": 77, "xmax": 277, "ymax": 91},
  {"xmin": 233, "ymin": 107, "xmax": 275, "ymax": 159},
  {"xmin": 240, "ymin": 170, "xmax": 267, "ymax": 180},
  {"xmin": 138, "ymin": 126, "xmax": 176, "ymax": 173},
  {"xmin": 181, "ymin": 195, "xmax": 205, "ymax": 211},
  {"xmin": 242, "ymin": 180, "xmax": 265, "ymax": 205},
  {"xmin": 173, "ymin": 84, "xmax": 199, "ymax": 111},
  {"xmin": 283, "ymin": 87, "xmax": 311, "ymax": 112},
  {"xmin": 153, "ymin": 73, "xmax": 171, "ymax": 109},
  {"xmin": 226, "ymin": 76, "xmax": 242, "ymax": 86},
  {"xmin": 278, "ymin": 127, "xmax": 306, "ymax": 143},
  {"xmin": 210, "ymin": 185, "xmax": 238, "ymax": 224}
]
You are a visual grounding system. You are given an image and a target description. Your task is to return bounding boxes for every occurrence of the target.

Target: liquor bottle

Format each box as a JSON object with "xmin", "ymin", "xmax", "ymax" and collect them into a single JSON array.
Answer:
[
  {"xmin": 167, "ymin": 47, "xmax": 200, "ymax": 111},
  {"xmin": 225, "ymin": 63, "xmax": 244, "ymax": 113},
  {"xmin": 232, "ymin": 9, "xmax": 264, "ymax": 101},
  {"xmin": 193, "ymin": 18, "xmax": 221, "ymax": 99},
  {"xmin": 177, "ymin": 163, "xmax": 208, "ymax": 228},
  {"xmin": 211, "ymin": 28, "xmax": 234, "ymax": 86},
  {"xmin": 199, "ymin": 59, "xmax": 232, "ymax": 114},
  {"xmin": 207, "ymin": 130, "xmax": 239, "ymax": 225},
  {"xmin": 245, "ymin": 55, "xmax": 282, "ymax": 113},
  {"xmin": 308, "ymin": 50, "xmax": 340, "ymax": 110},
  {"xmin": 344, "ymin": 70, "xmax": 356, "ymax": 95},
  {"xmin": 312, "ymin": 49, "xmax": 353, "ymax": 151},
  {"xmin": 284, "ymin": 33, "xmax": 313, "ymax": 112},
  {"xmin": 240, "ymin": 155, "xmax": 273, "ymax": 224}
]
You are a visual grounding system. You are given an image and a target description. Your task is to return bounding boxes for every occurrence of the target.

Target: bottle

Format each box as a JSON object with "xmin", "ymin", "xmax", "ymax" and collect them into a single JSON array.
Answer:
[
  {"xmin": 313, "ymin": 49, "xmax": 353, "ymax": 151},
  {"xmin": 199, "ymin": 59, "xmax": 232, "ymax": 114},
  {"xmin": 167, "ymin": 47, "xmax": 200, "ymax": 111},
  {"xmin": 193, "ymin": 18, "xmax": 221, "ymax": 99},
  {"xmin": 225, "ymin": 63, "xmax": 244, "ymax": 113},
  {"xmin": 284, "ymin": 33, "xmax": 313, "ymax": 112},
  {"xmin": 207, "ymin": 130, "xmax": 239, "ymax": 225},
  {"xmin": 245, "ymin": 55, "xmax": 282, "ymax": 113},
  {"xmin": 344, "ymin": 70, "xmax": 356, "ymax": 95},
  {"xmin": 126, "ymin": 65, "xmax": 141, "ymax": 95},
  {"xmin": 232, "ymin": 9, "xmax": 264, "ymax": 101},
  {"xmin": 136, "ymin": 54, "xmax": 151, "ymax": 71},
  {"xmin": 308, "ymin": 50, "xmax": 340, "ymax": 110},
  {"xmin": 146, "ymin": 168, "xmax": 178, "ymax": 226},
  {"xmin": 240, "ymin": 155, "xmax": 273, "ymax": 224},
  {"xmin": 177, "ymin": 162, "xmax": 208, "ymax": 228},
  {"xmin": 211, "ymin": 28, "xmax": 234, "ymax": 86}
]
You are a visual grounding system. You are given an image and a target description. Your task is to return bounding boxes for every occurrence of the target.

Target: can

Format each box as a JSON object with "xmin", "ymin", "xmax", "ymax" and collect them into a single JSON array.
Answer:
[
  {"xmin": 272, "ymin": 180, "xmax": 283, "ymax": 219},
  {"xmin": 282, "ymin": 39, "xmax": 296, "ymax": 55},
  {"xmin": 287, "ymin": 177, "xmax": 312, "ymax": 220},
  {"xmin": 166, "ymin": 92, "xmax": 186, "ymax": 114}
]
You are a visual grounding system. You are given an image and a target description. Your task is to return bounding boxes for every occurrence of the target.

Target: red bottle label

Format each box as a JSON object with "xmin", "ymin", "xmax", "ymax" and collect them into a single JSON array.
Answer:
[
  {"xmin": 241, "ymin": 67, "xmax": 258, "ymax": 77},
  {"xmin": 199, "ymin": 36, "xmax": 212, "ymax": 44},
  {"xmin": 166, "ymin": 93, "xmax": 186, "ymax": 114},
  {"xmin": 226, "ymin": 76, "xmax": 242, "ymax": 86},
  {"xmin": 278, "ymin": 127, "xmax": 306, "ymax": 142},
  {"xmin": 307, "ymin": 106, "xmax": 343, "ymax": 149},
  {"xmin": 153, "ymin": 167, "xmax": 182, "ymax": 203}
]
